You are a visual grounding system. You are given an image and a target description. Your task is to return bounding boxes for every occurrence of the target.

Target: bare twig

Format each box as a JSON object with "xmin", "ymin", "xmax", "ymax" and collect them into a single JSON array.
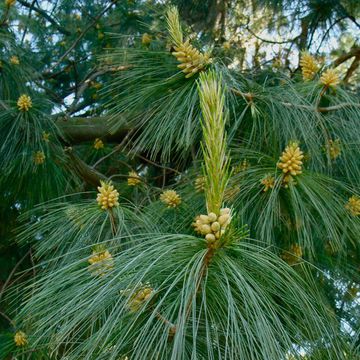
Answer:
[{"xmin": 246, "ymin": 25, "xmax": 299, "ymax": 45}]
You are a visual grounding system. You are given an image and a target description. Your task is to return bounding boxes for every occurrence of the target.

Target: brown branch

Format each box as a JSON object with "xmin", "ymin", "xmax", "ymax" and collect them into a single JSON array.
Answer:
[
  {"xmin": 64, "ymin": 148, "xmax": 107, "ymax": 186},
  {"xmin": 318, "ymin": 103, "xmax": 360, "ymax": 112},
  {"xmin": 56, "ymin": 116, "xmax": 130, "ymax": 144},
  {"xmin": 343, "ymin": 55, "xmax": 360, "ymax": 83},
  {"xmin": 132, "ymin": 153, "xmax": 182, "ymax": 175},
  {"xmin": 16, "ymin": 0, "xmax": 71, "ymax": 35},
  {"xmin": 333, "ymin": 46, "xmax": 360, "ymax": 68}
]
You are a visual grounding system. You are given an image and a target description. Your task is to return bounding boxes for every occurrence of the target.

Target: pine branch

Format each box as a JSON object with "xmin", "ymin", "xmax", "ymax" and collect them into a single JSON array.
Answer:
[
  {"xmin": 343, "ymin": 55, "xmax": 360, "ymax": 83},
  {"xmin": 230, "ymin": 88, "xmax": 360, "ymax": 112},
  {"xmin": 333, "ymin": 46, "xmax": 360, "ymax": 67},
  {"xmin": 64, "ymin": 147, "xmax": 107, "ymax": 186},
  {"xmin": 56, "ymin": 116, "xmax": 130, "ymax": 144},
  {"xmin": 16, "ymin": 0, "xmax": 71, "ymax": 36}
]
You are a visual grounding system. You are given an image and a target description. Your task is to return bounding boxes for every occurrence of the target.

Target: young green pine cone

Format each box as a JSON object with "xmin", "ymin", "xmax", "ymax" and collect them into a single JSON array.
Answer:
[
  {"xmin": 17, "ymin": 94, "xmax": 32, "ymax": 112},
  {"xmin": 320, "ymin": 69, "xmax": 340, "ymax": 88},
  {"xmin": 261, "ymin": 175, "xmax": 275, "ymax": 192},
  {"xmin": 88, "ymin": 248, "xmax": 114, "ymax": 276},
  {"xmin": 128, "ymin": 286, "xmax": 154, "ymax": 312},
  {"xmin": 160, "ymin": 190, "xmax": 181, "ymax": 208},
  {"xmin": 299, "ymin": 52, "xmax": 318, "ymax": 81},
  {"xmin": 345, "ymin": 195, "xmax": 360, "ymax": 216},
  {"xmin": 128, "ymin": 171, "xmax": 141, "ymax": 186},
  {"xmin": 172, "ymin": 40, "xmax": 211, "ymax": 78},
  {"xmin": 96, "ymin": 181, "xmax": 120, "ymax": 210},
  {"xmin": 326, "ymin": 139, "xmax": 341, "ymax": 160},
  {"xmin": 193, "ymin": 208, "xmax": 231, "ymax": 244},
  {"xmin": 281, "ymin": 244, "xmax": 303, "ymax": 265},
  {"xmin": 194, "ymin": 175, "xmax": 205, "ymax": 192},
  {"xmin": 278, "ymin": 142, "xmax": 304, "ymax": 177},
  {"xmin": 14, "ymin": 331, "xmax": 28, "ymax": 347}
]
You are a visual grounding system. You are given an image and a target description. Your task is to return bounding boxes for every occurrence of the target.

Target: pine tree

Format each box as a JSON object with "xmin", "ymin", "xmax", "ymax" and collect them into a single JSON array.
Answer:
[{"xmin": 0, "ymin": 1, "xmax": 360, "ymax": 359}]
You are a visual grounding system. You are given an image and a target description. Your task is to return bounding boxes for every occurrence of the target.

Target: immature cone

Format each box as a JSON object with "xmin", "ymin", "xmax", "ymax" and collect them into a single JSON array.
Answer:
[
  {"xmin": 194, "ymin": 175, "xmax": 205, "ymax": 192},
  {"xmin": 172, "ymin": 40, "xmax": 211, "ymax": 78},
  {"xmin": 345, "ymin": 196, "xmax": 360, "ymax": 216},
  {"xmin": 224, "ymin": 185, "xmax": 241, "ymax": 201},
  {"xmin": 65, "ymin": 206, "xmax": 84, "ymax": 229},
  {"xmin": 128, "ymin": 286, "xmax": 154, "ymax": 312},
  {"xmin": 88, "ymin": 248, "xmax": 114, "ymax": 276},
  {"xmin": 233, "ymin": 159, "xmax": 250, "ymax": 174},
  {"xmin": 278, "ymin": 142, "xmax": 304, "ymax": 177},
  {"xmin": 281, "ymin": 244, "xmax": 303, "ymax": 265},
  {"xmin": 261, "ymin": 175, "xmax": 275, "ymax": 192},
  {"xmin": 160, "ymin": 190, "xmax": 181, "ymax": 208},
  {"xmin": 320, "ymin": 69, "xmax": 340, "ymax": 88},
  {"xmin": 10, "ymin": 55, "xmax": 19, "ymax": 64},
  {"xmin": 223, "ymin": 41, "xmax": 231, "ymax": 50},
  {"xmin": 128, "ymin": 171, "xmax": 141, "ymax": 186},
  {"xmin": 96, "ymin": 181, "xmax": 119, "ymax": 210},
  {"xmin": 193, "ymin": 208, "xmax": 231, "ymax": 247},
  {"xmin": 299, "ymin": 52, "xmax": 318, "ymax": 81},
  {"xmin": 142, "ymin": 33, "xmax": 152, "ymax": 45},
  {"xmin": 326, "ymin": 139, "xmax": 341, "ymax": 160},
  {"xmin": 33, "ymin": 151, "xmax": 45, "ymax": 165},
  {"xmin": 14, "ymin": 331, "xmax": 27, "ymax": 347},
  {"xmin": 17, "ymin": 94, "xmax": 32, "ymax": 112},
  {"xmin": 93, "ymin": 138, "xmax": 104, "ymax": 150},
  {"xmin": 42, "ymin": 131, "xmax": 50, "ymax": 142}
]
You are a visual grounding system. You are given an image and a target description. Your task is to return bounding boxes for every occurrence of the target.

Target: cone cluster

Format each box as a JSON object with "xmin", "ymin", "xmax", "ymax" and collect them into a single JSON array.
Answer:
[
  {"xmin": 14, "ymin": 331, "xmax": 27, "ymax": 347},
  {"xmin": 33, "ymin": 151, "xmax": 45, "ymax": 165},
  {"xmin": 224, "ymin": 185, "xmax": 241, "ymax": 201},
  {"xmin": 195, "ymin": 175, "xmax": 205, "ymax": 192},
  {"xmin": 345, "ymin": 196, "xmax": 360, "ymax": 216},
  {"xmin": 96, "ymin": 181, "xmax": 119, "ymax": 210},
  {"xmin": 128, "ymin": 286, "xmax": 154, "ymax": 312},
  {"xmin": 172, "ymin": 41, "xmax": 211, "ymax": 78},
  {"xmin": 261, "ymin": 175, "xmax": 275, "ymax": 192},
  {"xmin": 299, "ymin": 52, "xmax": 318, "ymax": 81},
  {"xmin": 10, "ymin": 55, "xmax": 19, "ymax": 64},
  {"xmin": 142, "ymin": 33, "xmax": 152, "ymax": 45},
  {"xmin": 193, "ymin": 208, "xmax": 231, "ymax": 246},
  {"xmin": 42, "ymin": 131, "xmax": 50, "ymax": 142},
  {"xmin": 128, "ymin": 171, "xmax": 141, "ymax": 186},
  {"xmin": 278, "ymin": 142, "xmax": 304, "ymax": 186},
  {"xmin": 281, "ymin": 244, "xmax": 303, "ymax": 265},
  {"xmin": 93, "ymin": 138, "xmax": 104, "ymax": 150},
  {"xmin": 17, "ymin": 94, "xmax": 32, "ymax": 112},
  {"xmin": 65, "ymin": 206, "xmax": 84, "ymax": 229},
  {"xmin": 160, "ymin": 190, "xmax": 181, "ymax": 208},
  {"xmin": 327, "ymin": 139, "xmax": 341, "ymax": 160},
  {"xmin": 233, "ymin": 159, "xmax": 250, "ymax": 174},
  {"xmin": 88, "ymin": 248, "xmax": 114, "ymax": 276},
  {"xmin": 320, "ymin": 69, "xmax": 340, "ymax": 88}
]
